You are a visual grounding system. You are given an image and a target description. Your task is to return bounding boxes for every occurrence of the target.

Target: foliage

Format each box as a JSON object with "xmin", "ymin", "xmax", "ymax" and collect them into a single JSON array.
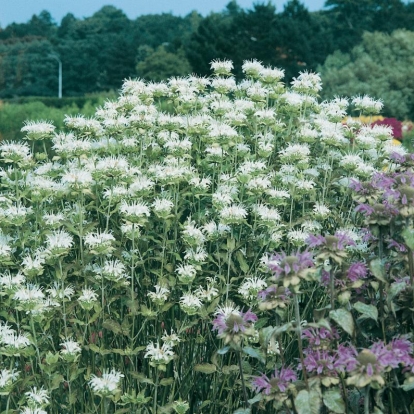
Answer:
[
  {"xmin": 0, "ymin": 94, "xmax": 115, "ymax": 141},
  {"xmin": 136, "ymin": 46, "xmax": 192, "ymax": 82},
  {"xmin": 1, "ymin": 1, "xmax": 414, "ymax": 99},
  {"xmin": 318, "ymin": 30, "xmax": 414, "ymax": 120},
  {"xmin": 0, "ymin": 59, "xmax": 414, "ymax": 414}
]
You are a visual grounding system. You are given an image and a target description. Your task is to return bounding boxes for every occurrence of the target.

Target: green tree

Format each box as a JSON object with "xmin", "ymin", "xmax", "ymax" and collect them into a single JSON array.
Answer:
[
  {"xmin": 136, "ymin": 45, "xmax": 192, "ymax": 81},
  {"xmin": 318, "ymin": 29, "xmax": 414, "ymax": 119}
]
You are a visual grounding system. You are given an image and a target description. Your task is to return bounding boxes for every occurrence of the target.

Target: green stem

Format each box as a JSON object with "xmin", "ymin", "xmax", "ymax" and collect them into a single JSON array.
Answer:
[
  {"xmin": 293, "ymin": 293, "xmax": 308, "ymax": 389},
  {"xmin": 364, "ymin": 385, "xmax": 370, "ymax": 414},
  {"xmin": 237, "ymin": 351, "xmax": 249, "ymax": 408}
]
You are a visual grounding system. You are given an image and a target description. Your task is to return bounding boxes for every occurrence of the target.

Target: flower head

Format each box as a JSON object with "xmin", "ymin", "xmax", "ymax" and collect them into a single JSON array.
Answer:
[{"xmin": 89, "ymin": 369, "xmax": 124, "ymax": 396}]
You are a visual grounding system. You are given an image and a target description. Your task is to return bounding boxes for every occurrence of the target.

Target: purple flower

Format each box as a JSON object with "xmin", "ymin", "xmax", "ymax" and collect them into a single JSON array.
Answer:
[
  {"xmin": 252, "ymin": 366, "xmax": 297, "ymax": 395},
  {"xmin": 334, "ymin": 344, "xmax": 358, "ymax": 372},
  {"xmin": 387, "ymin": 239, "xmax": 407, "ymax": 252},
  {"xmin": 302, "ymin": 327, "xmax": 339, "ymax": 348},
  {"xmin": 306, "ymin": 232, "xmax": 355, "ymax": 250},
  {"xmin": 300, "ymin": 349, "xmax": 338, "ymax": 377},
  {"xmin": 355, "ymin": 204, "xmax": 375, "ymax": 216},
  {"xmin": 267, "ymin": 250, "xmax": 314, "ymax": 288},
  {"xmin": 389, "ymin": 151, "xmax": 406, "ymax": 164},
  {"xmin": 347, "ymin": 262, "xmax": 368, "ymax": 282},
  {"xmin": 212, "ymin": 306, "xmax": 257, "ymax": 345}
]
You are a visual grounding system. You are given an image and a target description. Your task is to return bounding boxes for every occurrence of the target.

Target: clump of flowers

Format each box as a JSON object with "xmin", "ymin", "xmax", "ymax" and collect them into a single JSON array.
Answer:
[{"xmin": 212, "ymin": 305, "xmax": 257, "ymax": 347}]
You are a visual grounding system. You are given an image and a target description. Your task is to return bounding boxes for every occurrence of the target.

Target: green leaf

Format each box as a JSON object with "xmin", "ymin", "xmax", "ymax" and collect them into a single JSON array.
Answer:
[
  {"xmin": 329, "ymin": 309, "xmax": 354, "ymax": 336},
  {"xmin": 194, "ymin": 363, "xmax": 217, "ymax": 374},
  {"xmin": 388, "ymin": 281, "xmax": 407, "ymax": 301},
  {"xmin": 103, "ymin": 319, "xmax": 123, "ymax": 335},
  {"xmin": 254, "ymin": 317, "xmax": 269, "ymax": 329},
  {"xmin": 323, "ymin": 388, "xmax": 346, "ymax": 413},
  {"xmin": 402, "ymin": 377, "xmax": 414, "ymax": 391},
  {"xmin": 242, "ymin": 346, "xmax": 265, "ymax": 363},
  {"xmin": 294, "ymin": 389, "xmax": 322, "ymax": 414},
  {"xmin": 222, "ymin": 365, "xmax": 239, "ymax": 375},
  {"xmin": 217, "ymin": 346, "xmax": 230, "ymax": 355},
  {"xmin": 235, "ymin": 250, "xmax": 249, "ymax": 273},
  {"xmin": 160, "ymin": 377, "xmax": 174, "ymax": 386},
  {"xmin": 402, "ymin": 228, "xmax": 414, "ymax": 250},
  {"xmin": 369, "ymin": 259, "xmax": 387, "ymax": 283},
  {"xmin": 51, "ymin": 374, "xmax": 64, "ymax": 391},
  {"xmin": 248, "ymin": 393, "xmax": 262, "ymax": 405},
  {"xmin": 233, "ymin": 408, "xmax": 251, "ymax": 414},
  {"xmin": 353, "ymin": 302, "xmax": 378, "ymax": 322}
]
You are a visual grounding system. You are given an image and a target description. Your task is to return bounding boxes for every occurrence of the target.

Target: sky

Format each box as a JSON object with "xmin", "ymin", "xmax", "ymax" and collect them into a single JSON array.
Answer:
[{"xmin": 0, "ymin": 0, "xmax": 326, "ymax": 27}]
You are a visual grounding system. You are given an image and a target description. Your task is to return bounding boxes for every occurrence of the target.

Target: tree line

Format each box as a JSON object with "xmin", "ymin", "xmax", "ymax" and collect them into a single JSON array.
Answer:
[{"xmin": 0, "ymin": 0, "xmax": 413, "ymax": 100}]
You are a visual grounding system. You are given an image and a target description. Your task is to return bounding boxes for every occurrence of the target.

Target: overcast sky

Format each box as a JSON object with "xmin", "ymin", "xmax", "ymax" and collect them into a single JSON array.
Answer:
[{"xmin": 0, "ymin": 0, "xmax": 326, "ymax": 27}]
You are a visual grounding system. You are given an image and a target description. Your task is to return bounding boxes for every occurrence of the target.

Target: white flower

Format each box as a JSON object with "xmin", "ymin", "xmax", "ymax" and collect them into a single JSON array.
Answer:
[
  {"xmin": 0, "ymin": 204, "xmax": 32, "ymax": 226},
  {"xmin": 25, "ymin": 386, "xmax": 49, "ymax": 406},
  {"xmin": 95, "ymin": 156, "xmax": 129, "ymax": 176},
  {"xmin": 301, "ymin": 220, "xmax": 322, "ymax": 233},
  {"xmin": 267, "ymin": 188, "xmax": 291, "ymax": 200},
  {"xmin": 45, "ymin": 230, "xmax": 73, "ymax": 256},
  {"xmin": 260, "ymin": 67, "xmax": 285, "ymax": 83},
  {"xmin": 0, "ymin": 271, "xmax": 25, "ymax": 290},
  {"xmin": 0, "ymin": 141, "xmax": 31, "ymax": 162},
  {"xmin": 161, "ymin": 330, "xmax": 181, "ymax": 347},
  {"xmin": 152, "ymin": 198, "xmax": 174, "ymax": 217},
  {"xmin": 103, "ymin": 185, "xmax": 128, "ymax": 201},
  {"xmin": 202, "ymin": 221, "xmax": 231, "ymax": 239},
  {"xmin": 279, "ymin": 143, "xmax": 310, "ymax": 163},
  {"xmin": 21, "ymin": 120, "xmax": 55, "ymax": 140},
  {"xmin": 20, "ymin": 407, "xmax": 47, "ymax": 414},
  {"xmin": 61, "ymin": 168, "xmax": 94, "ymax": 189},
  {"xmin": 0, "ymin": 368, "xmax": 19, "ymax": 389},
  {"xmin": 291, "ymin": 71, "xmax": 322, "ymax": 94},
  {"xmin": 84, "ymin": 230, "xmax": 115, "ymax": 254},
  {"xmin": 287, "ymin": 229, "xmax": 309, "ymax": 246},
  {"xmin": 182, "ymin": 219, "xmax": 205, "ymax": 245},
  {"xmin": 89, "ymin": 369, "xmax": 124, "ymax": 395},
  {"xmin": 145, "ymin": 342, "xmax": 174, "ymax": 364},
  {"xmin": 219, "ymin": 204, "xmax": 247, "ymax": 224},
  {"xmin": 281, "ymin": 91, "xmax": 310, "ymax": 107},
  {"xmin": 195, "ymin": 278, "xmax": 219, "ymax": 301},
  {"xmin": 184, "ymin": 246, "xmax": 208, "ymax": 263},
  {"xmin": 320, "ymin": 101, "xmax": 347, "ymax": 121},
  {"xmin": 340, "ymin": 154, "xmax": 364, "ymax": 170},
  {"xmin": 119, "ymin": 200, "xmax": 150, "ymax": 223},
  {"xmin": 246, "ymin": 176, "xmax": 272, "ymax": 192},
  {"xmin": 60, "ymin": 338, "xmax": 82, "ymax": 355},
  {"xmin": 242, "ymin": 59, "xmax": 264, "ymax": 77},
  {"xmin": 42, "ymin": 212, "xmax": 65, "ymax": 226},
  {"xmin": 21, "ymin": 253, "xmax": 45, "ymax": 277},
  {"xmin": 238, "ymin": 276, "xmax": 267, "ymax": 300},
  {"xmin": 14, "ymin": 284, "xmax": 44, "ymax": 302},
  {"xmin": 147, "ymin": 285, "xmax": 170, "ymax": 305},
  {"xmin": 100, "ymin": 259, "xmax": 129, "ymax": 282},
  {"xmin": 46, "ymin": 282, "xmax": 75, "ymax": 300},
  {"xmin": 176, "ymin": 263, "xmax": 197, "ymax": 284},
  {"xmin": 252, "ymin": 204, "xmax": 281, "ymax": 223},
  {"xmin": 78, "ymin": 288, "xmax": 98, "ymax": 303},
  {"xmin": 78, "ymin": 288, "xmax": 98, "ymax": 310},
  {"xmin": 312, "ymin": 203, "xmax": 330, "ymax": 219},
  {"xmin": 1, "ymin": 332, "xmax": 31, "ymax": 349},
  {"xmin": 179, "ymin": 293, "xmax": 203, "ymax": 315},
  {"xmin": 234, "ymin": 99, "xmax": 255, "ymax": 113},
  {"xmin": 211, "ymin": 77, "xmax": 237, "ymax": 93},
  {"xmin": 189, "ymin": 176, "xmax": 211, "ymax": 190},
  {"xmin": 210, "ymin": 59, "xmax": 233, "ymax": 75},
  {"xmin": 238, "ymin": 160, "xmax": 267, "ymax": 175},
  {"xmin": 352, "ymin": 95, "xmax": 383, "ymax": 114},
  {"xmin": 206, "ymin": 144, "xmax": 226, "ymax": 159}
]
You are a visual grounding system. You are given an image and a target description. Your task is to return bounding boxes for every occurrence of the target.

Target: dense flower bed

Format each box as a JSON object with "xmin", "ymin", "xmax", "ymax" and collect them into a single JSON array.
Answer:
[{"xmin": 0, "ymin": 59, "xmax": 413, "ymax": 413}]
